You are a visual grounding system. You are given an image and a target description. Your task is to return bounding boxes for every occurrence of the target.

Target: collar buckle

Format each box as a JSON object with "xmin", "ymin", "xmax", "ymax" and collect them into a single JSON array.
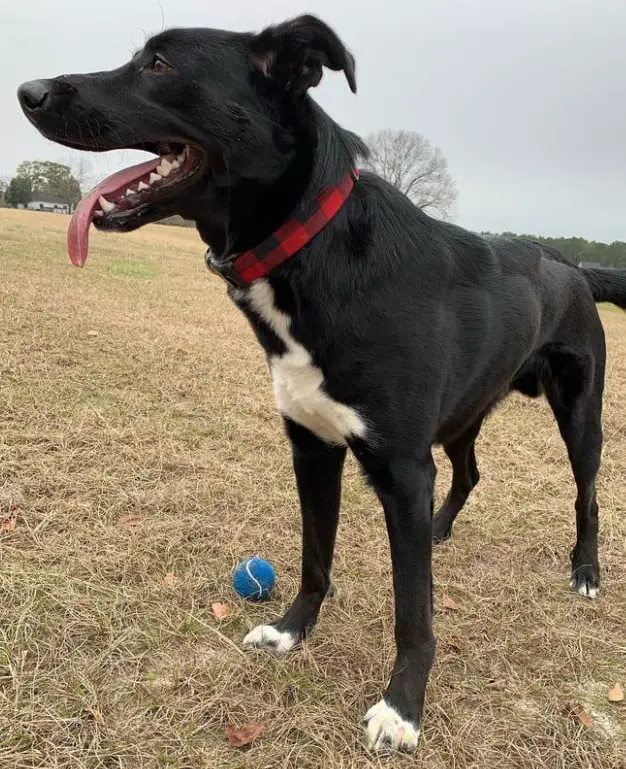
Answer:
[{"xmin": 205, "ymin": 248, "xmax": 248, "ymax": 290}]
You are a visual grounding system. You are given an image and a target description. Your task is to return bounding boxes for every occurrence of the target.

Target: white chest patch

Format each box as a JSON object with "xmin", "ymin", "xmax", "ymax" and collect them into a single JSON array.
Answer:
[{"xmin": 246, "ymin": 280, "xmax": 367, "ymax": 446}]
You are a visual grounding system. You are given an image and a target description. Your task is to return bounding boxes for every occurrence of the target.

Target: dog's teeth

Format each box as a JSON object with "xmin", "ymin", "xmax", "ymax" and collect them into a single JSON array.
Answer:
[
  {"xmin": 125, "ymin": 188, "xmax": 136, "ymax": 197},
  {"xmin": 170, "ymin": 158, "xmax": 180, "ymax": 170},
  {"xmin": 177, "ymin": 152, "xmax": 185, "ymax": 164},
  {"xmin": 157, "ymin": 158, "xmax": 173, "ymax": 176},
  {"xmin": 98, "ymin": 195, "xmax": 115, "ymax": 213},
  {"xmin": 137, "ymin": 181, "xmax": 150, "ymax": 192},
  {"xmin": 149, "ymin": 172, "xmax": 162, "ymax": 185},
  {"xmin": 94, "ymin": 210, "xmax": 104, "ymax": 218}
]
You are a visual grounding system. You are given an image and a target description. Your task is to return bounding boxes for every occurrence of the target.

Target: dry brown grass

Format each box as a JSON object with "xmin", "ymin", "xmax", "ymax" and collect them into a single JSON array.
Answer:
[{"xmin": 1, "ymin": 208, "xmax": 624, "ymax": 769}]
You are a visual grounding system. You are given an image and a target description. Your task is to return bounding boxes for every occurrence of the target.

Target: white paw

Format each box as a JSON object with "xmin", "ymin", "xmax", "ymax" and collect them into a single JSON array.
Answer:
[
  {"xmin": 570, "ymin": 578, "xmax": 599, "ymax": 599},
  {"xmin": 242, "ymin": 624, "xmax": 299, "ymax": 656},
  {"xmin": 362, "ymin": 699, "xmax": 420, "ymax": 753}
]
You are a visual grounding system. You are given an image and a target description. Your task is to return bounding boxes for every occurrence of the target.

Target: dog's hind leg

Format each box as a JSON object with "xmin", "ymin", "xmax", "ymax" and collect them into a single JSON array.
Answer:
[
  {"xmin": 432, "ymin": 417, "xmax": 484, "ymax": 543},
  {"xmin": 243, "ymin": 420, "xmax": 345, "ymax": 654},
  {"xmin": 543, "ymin": 342, "xmax": 605, "ymax": 599}
]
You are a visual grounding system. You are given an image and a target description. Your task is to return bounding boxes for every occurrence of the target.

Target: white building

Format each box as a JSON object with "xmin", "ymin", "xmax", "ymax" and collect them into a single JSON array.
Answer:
[{"xmin": 26, "ymin": 194, "xmax": 70, "ymax": 214}]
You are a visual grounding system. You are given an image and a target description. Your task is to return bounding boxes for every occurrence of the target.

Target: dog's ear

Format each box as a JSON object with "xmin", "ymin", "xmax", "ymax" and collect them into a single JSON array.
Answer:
[{"xmin": 248, "ymin": 15, "xmax": 356, "ymax": 94}]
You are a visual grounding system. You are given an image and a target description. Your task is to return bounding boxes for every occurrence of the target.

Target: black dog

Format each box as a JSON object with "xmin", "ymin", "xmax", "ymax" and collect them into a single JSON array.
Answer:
[{"xmin": 18, "ymin": 15, "xmax": 626, "ymax": 753}]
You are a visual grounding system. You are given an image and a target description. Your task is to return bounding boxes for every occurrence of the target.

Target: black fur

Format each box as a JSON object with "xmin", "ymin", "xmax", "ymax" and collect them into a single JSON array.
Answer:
[
  {"xmin": 17, "ymin": 15, "xmax": 626, "ymax": 751},
  {"xmin": 584, "ymin": 267, "xmax": 626, "ymax": 307},
  {"xmin": 248, "ymin": 15, "xmax": 357, "ymax": 94}
]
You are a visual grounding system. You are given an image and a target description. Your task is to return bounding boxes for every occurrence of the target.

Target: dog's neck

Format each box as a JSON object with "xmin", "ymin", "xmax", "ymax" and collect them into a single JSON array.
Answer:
[{"xmin": 191, "ymin": 101, "xmax": 366, "ymax": 258}]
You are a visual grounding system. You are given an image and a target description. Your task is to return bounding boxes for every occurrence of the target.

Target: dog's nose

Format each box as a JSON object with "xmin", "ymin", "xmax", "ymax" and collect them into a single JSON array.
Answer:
[{"xmin": 18, "ymin": 80, "xmax": 51, "ymax": 111}]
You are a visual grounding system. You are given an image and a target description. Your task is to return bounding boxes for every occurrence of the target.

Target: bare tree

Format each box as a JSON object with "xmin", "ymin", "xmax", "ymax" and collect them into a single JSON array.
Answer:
[{"xmin": 364, "ymin": 129, "xmax": 458, "ymax": 220}]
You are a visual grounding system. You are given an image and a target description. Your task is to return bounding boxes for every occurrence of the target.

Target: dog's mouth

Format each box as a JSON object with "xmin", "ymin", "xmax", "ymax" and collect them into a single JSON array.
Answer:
[{"xmin": 68, "ymin": 141, "xmax": 206, "ymax": 267}]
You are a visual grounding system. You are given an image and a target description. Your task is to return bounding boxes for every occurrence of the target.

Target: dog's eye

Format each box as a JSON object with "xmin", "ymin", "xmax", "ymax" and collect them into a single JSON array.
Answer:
[{"xmin": 151, "ymin": 56, "xmax": 173, "ymax": 74}]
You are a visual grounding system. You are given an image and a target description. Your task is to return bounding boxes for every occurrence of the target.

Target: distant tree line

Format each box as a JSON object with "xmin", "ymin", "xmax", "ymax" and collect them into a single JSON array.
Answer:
[
  {"xmin": 480, "ymin": 231, "xmax": 626, "ymax": 268},
  {"xmin": 2, "ymin": 159, "xmax": 88, "ymax": 210}
]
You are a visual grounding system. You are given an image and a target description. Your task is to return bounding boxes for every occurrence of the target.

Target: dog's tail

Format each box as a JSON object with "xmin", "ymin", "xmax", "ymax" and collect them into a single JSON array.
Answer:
[{"xmin": 582, "ymin": 267, "xmax": 626, "ymax": 310}]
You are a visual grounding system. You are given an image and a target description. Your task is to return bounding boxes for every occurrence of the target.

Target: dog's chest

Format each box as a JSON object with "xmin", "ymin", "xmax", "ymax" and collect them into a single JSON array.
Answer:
[{"xmin": 242, "ymin": 281, "xmax": 367, "ymax": 446}]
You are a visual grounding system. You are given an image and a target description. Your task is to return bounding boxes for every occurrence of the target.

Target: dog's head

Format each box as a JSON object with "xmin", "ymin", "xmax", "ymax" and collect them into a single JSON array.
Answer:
[{"xmin": 17, "ymin": 15, "xmax": 357, "ymax": 266}]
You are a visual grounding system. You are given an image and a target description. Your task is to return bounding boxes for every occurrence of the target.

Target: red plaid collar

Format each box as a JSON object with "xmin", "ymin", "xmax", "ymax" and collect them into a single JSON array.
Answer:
[{"xmin": 206, "ymin": 168, "xmax": 359, "ymax": 289}]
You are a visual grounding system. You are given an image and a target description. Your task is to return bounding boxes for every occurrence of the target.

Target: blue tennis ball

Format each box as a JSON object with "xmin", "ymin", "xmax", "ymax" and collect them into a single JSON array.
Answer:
[{"xmin": 232, "ymin": 557, "xmax": 276, "ymax": 601}]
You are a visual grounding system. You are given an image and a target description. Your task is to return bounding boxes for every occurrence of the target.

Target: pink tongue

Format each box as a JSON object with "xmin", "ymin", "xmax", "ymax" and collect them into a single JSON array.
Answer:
[{"xmin": 67, "ymin": 158, "xmax": 159, "ymax": 267}]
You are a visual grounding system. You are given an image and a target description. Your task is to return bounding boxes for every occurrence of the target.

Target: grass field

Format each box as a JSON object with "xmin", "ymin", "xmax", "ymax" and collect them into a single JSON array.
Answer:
[{"xmin": 1, "ymin": 208, "xmax": 624, "ymax": 769}]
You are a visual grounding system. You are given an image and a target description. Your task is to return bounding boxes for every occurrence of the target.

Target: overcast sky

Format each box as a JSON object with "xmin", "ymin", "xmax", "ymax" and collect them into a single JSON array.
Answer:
[{"xmin": 2, "ymin": 0, "xmax": 625, "ymax": 241}]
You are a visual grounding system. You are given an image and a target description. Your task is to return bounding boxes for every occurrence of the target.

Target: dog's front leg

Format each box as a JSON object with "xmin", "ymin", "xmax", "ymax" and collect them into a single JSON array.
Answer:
[
  {"xmin": 243, "ymin": 419, "xmax": 346, "ymax": 654},
  {"xmin": 357, "ymin": 450, "xmax": 436, "ymax": 753}
]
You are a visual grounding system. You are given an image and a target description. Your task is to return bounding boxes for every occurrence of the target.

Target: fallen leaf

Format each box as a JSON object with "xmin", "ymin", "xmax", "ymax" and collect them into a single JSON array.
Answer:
[
  {"xmin": 225, "ymin": 722, "xmax": 265, "ymax": 748},
  {"xmin": 87, "ymin": 330, "xmax": 99, "ymax": 337},
  {"xmin": 564, "ymin": 700, "xmax": 594, "ymax": 728},
  {"xmin": 608, "ymin": 683, "xmax": 624, "ymax": 703},
  {"xmin": 163, "ymin": 572, "xmax": 178, "ymax": 587},
  {"xmin": 577, "ymin": 709, "xmax": 593, "ymax": 728},
  {"xmin": 211, "ymin": 602, "xmax": 232, "ymax": 619},
  {"xmin": 1, "ymin": 505, "xmax": 18, "ymax": 533},
  {"xmin": 117, "ymin": 515, "xmax": 141, "ymax": 529},
  {"xmin": 442, "ymin": 595, "xmax": 458, "ymax": 612}
]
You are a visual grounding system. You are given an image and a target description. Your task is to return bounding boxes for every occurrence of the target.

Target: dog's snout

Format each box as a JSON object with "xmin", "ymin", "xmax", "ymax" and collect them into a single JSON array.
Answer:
[{"xmin": 18, "ymin": 80, "xmax": 51, "ymax": 111}]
